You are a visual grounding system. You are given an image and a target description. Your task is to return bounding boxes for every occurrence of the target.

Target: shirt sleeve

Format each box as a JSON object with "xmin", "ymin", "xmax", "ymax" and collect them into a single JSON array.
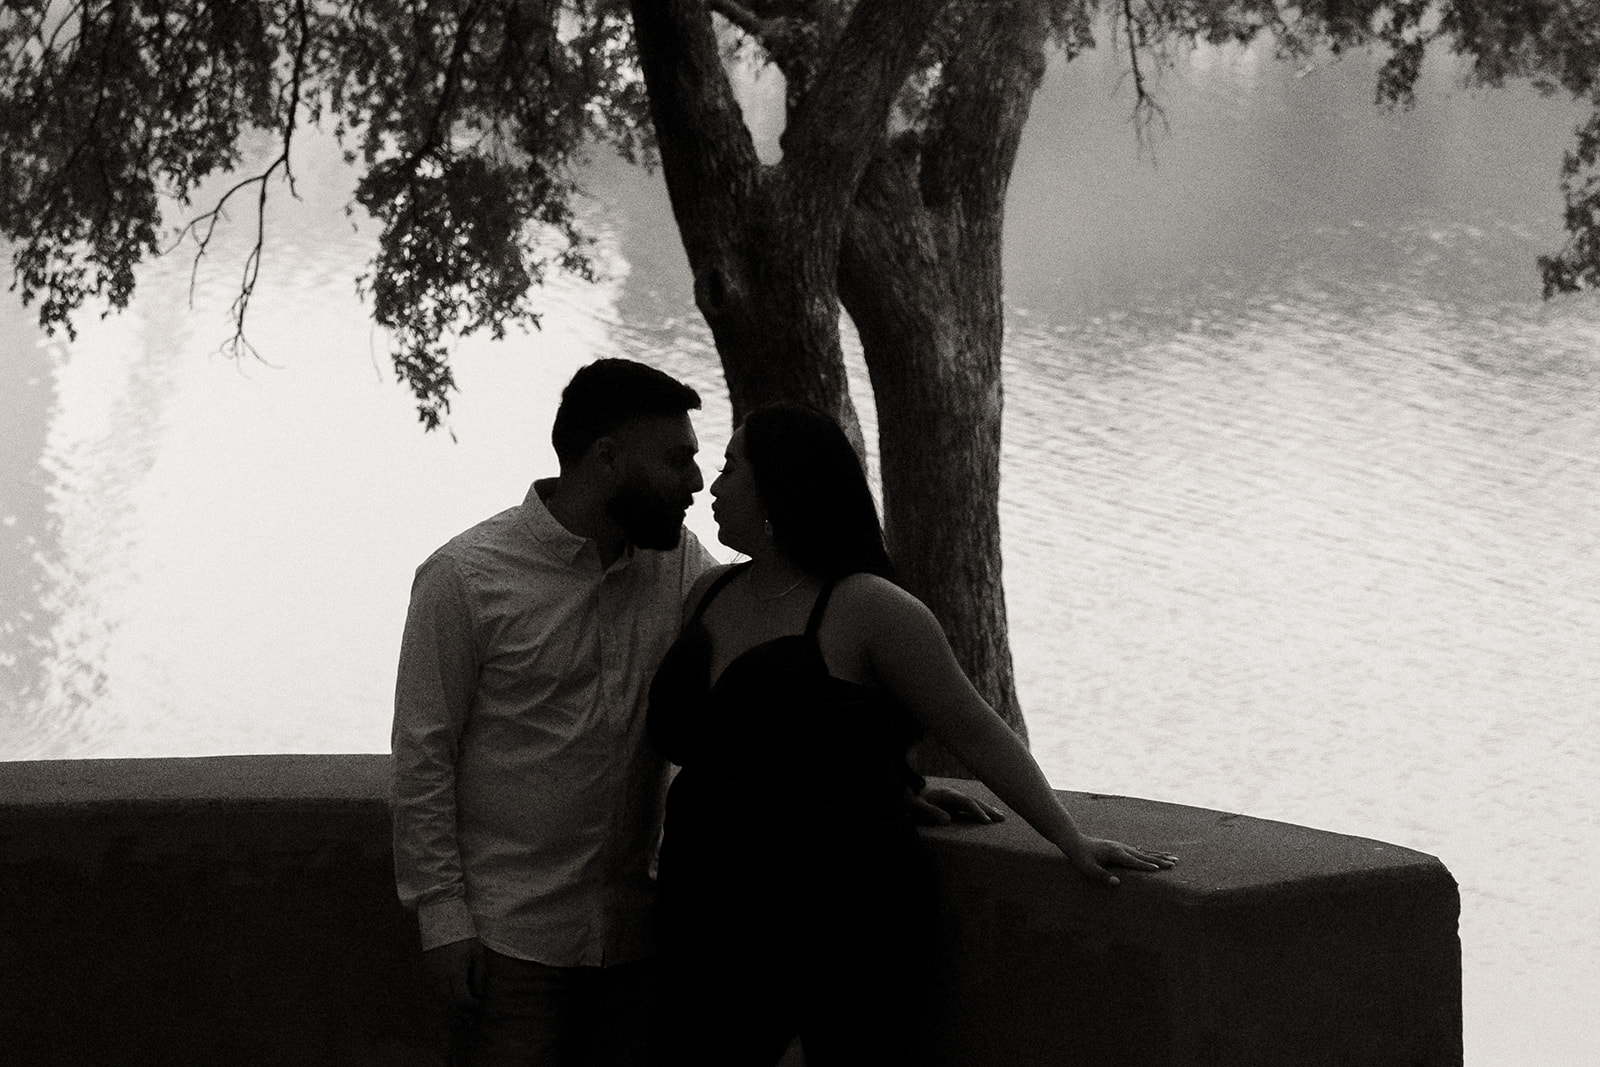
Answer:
[{"xmin": 391, "ymin": 552, "xmax": 480, "ymax": 950}]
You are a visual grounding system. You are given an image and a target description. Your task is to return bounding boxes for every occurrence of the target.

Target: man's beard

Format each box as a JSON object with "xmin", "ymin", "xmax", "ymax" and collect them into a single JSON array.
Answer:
[{"xmin": 606, "ymin": 476, "xmax": 686, "ymax": 550}]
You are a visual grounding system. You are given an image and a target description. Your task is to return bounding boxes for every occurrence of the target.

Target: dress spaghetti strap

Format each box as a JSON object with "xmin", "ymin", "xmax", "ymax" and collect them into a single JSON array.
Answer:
[{"xmin": 803, "ymin": 577, "xmax": 838, "ymax": 639}]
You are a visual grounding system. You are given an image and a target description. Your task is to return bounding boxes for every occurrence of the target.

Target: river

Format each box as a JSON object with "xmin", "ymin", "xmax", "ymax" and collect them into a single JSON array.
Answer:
[{"xmin": 1, "ymin": 38, "xmax": 1596, "ymax": 1066}]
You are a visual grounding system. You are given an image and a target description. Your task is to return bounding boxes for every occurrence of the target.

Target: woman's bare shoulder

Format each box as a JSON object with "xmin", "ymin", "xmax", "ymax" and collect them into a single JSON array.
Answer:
[
  {"xmin": 829, "ymin": 572, "xmax": 961, "ymax": 684},
  {"xmin": 831, "ymin": 572, "xmax": 933, "ymax": 626}
]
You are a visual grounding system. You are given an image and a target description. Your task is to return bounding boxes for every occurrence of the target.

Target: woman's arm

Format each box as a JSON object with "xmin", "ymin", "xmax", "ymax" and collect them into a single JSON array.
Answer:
[{"xmin": 841, "ymin": 576, "xmax": 1176, "ymax": 885}]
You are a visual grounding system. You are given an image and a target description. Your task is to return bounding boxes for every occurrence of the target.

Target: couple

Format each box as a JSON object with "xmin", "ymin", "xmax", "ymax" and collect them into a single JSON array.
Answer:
[{"xmin": 391, "ymin": 358, "xmax": 1175, "ymax": 1066}]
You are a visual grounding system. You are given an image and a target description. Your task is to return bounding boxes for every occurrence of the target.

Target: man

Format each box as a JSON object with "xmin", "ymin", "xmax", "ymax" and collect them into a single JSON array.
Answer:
[{"xmin": 392, "ymin": 358, "xmax": 712, "ymax": 1065}]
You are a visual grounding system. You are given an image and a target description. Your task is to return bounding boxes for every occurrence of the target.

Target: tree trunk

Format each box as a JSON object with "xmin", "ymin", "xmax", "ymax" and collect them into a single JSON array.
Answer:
[
  {"xmin": 840, "ymin": 0, "xmax": 1052, "ymax": 773},
  {"xmin": 627, "ymin": 0, "xmax": 952, "ymax": 432},
  {"xmin": 628, "ymin": 0, "xmax": 1046, "ymax": 776}
]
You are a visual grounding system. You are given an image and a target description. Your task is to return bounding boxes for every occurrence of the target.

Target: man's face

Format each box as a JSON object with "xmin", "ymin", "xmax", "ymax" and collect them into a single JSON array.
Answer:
[{"xmin": 605, "ymin": 413, "xmax": 704, "ymax": 550}]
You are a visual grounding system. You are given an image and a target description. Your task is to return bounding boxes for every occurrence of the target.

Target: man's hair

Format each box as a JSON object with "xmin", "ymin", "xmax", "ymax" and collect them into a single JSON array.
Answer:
[
  {"xmin": 551, "ymin": 359, "xmax": 701, "ymax": 467},
  {"xmin": 740, "ymin": 402, "xmax": 896, "ymax": 583}
]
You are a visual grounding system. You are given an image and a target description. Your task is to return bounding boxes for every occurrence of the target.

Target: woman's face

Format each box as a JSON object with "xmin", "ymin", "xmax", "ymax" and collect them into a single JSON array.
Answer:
[{"xmin": 709, "ymin": 428, "xmax": 766, "ymax": 555}]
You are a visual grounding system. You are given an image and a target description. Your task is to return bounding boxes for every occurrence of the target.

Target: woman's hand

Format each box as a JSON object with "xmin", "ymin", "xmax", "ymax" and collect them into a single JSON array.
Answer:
[{"xmin": 1066, "ymin": 837, "xmax": 1178, "ymax": 887}]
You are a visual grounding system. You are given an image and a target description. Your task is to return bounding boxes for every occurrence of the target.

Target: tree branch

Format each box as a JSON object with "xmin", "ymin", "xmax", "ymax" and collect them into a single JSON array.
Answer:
[
  {"xmin": 45, "ymin": 1, "xmax": 126, "ymax": 229},
  {"xmin": 919, "ymin": 0, "xmax": 1049, "ymax": 215},
  {"xmin": 708, "ymin": 0, "xmax": 814, "ymax": 74},
  {"xmin": 627, "ymin": 0, "xmax": 764, "ymax": 253},
  {"xmin": 1117, "ymin": 0, "xmax": 1168, "ymax": 153},
  {"xmin": 411, "ymin": 0, "xmax": 485, "ymax": 174},
  {"xmin": 169, "ymin": 0, "xmax": 312, "ymax": 361},
  {"xmin": 779, "ymin": 0, "xmax": 953, "ymax": 217}
]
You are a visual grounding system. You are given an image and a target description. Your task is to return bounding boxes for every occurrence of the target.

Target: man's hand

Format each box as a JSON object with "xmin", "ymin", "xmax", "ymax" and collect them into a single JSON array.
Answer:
[
  {"xmin": 906, "ymin": 783, "xmax": 1005, "ymax": 826},
  {"xmin": 424, "ymin": 936, "xmax": 486, "ymax": 1010}
]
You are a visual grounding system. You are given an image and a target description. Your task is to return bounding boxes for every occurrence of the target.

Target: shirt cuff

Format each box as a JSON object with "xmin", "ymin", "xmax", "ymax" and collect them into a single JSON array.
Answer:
[{"xmin": 417, "ymin": 895, "xmax": 477, "ymax": 951}]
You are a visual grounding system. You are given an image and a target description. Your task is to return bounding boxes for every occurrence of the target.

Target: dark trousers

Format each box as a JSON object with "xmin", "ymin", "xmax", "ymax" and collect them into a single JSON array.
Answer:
[{"xmin": 456, "ymin": 949, "xmax": 664, "ymax": 1067}]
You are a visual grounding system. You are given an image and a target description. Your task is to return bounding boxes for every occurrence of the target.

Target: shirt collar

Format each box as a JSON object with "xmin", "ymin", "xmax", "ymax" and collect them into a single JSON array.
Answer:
[{"xmin": 521, "ymin": 478, "xmax": 636, "ymax": 570}]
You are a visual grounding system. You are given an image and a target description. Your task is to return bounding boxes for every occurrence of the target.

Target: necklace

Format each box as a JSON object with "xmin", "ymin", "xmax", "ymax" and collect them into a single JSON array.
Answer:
[{"xmin": 748, "ymin": 572, "xmax": 805, "ymax": 601}]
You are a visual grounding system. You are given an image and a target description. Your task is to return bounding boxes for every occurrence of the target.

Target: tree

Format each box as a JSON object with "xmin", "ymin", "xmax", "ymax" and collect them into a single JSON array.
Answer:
[{"xmin": 4, "ymin": 0, "xmax": 1598, "ymax": 769}]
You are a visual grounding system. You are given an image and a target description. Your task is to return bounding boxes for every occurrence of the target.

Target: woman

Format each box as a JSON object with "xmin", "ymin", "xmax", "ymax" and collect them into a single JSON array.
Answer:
[{"xmin": 647, "ymin": 403, "xmax": 1175, "ymax": 1066}]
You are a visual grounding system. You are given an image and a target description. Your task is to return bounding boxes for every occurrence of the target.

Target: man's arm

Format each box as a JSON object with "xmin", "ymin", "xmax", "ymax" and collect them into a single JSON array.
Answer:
[
  {"xmin": 391, "ymin": 555, "xmax": 481, "ymax": 976},
  {"xmin": 906, "ymin": 782, "xmax": 1005, "ymax": 826}
]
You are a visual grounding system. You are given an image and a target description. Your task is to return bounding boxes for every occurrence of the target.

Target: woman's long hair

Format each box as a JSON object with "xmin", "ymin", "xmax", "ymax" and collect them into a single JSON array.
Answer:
[{"xmin": 740, "ymin": 402, "xmax": 896, "ymax": 583}]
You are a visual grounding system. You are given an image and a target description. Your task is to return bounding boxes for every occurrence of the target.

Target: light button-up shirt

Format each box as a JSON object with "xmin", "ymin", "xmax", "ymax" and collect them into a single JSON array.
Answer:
[{"xmin": 392, "ymin": 479, "xmax": 714, "ymax": 966}]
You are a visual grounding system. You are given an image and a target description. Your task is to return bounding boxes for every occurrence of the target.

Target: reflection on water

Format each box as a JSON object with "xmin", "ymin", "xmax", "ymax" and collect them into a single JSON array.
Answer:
[
  {"xmin": 0, "ymin": 297, "xmax": 60, "ymax": 753},
  {"xmin": 1, "ymin": 38, "xmax": 1596, "ymax": 1065}
]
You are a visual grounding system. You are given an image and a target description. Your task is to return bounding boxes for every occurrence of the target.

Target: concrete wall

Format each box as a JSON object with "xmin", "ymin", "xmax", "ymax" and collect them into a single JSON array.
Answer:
[
  {"xmin": 0, "ymin": 755, "xmax": 1461, "ymax": 1065},
  {"xmin": 916, "ymin": 785, "xmax": 1462, "ymax": 1066}
]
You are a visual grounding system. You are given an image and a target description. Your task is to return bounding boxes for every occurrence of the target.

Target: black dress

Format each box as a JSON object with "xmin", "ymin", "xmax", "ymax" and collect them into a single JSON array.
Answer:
[{"xmin": 647, "ymin": 564, "xmax": 934, "ymax": 1066}]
